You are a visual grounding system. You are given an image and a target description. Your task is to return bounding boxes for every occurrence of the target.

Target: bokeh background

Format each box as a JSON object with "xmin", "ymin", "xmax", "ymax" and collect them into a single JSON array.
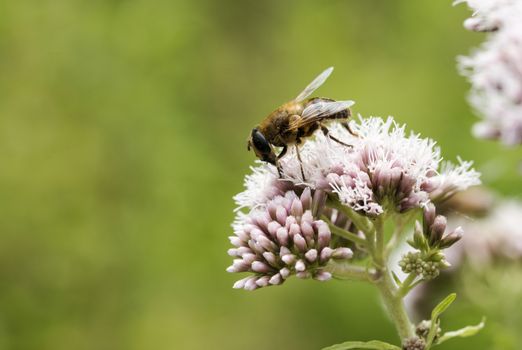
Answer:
[{"xmin": 0, "ymin": 0, "xmax": 521, "ymax": 349}]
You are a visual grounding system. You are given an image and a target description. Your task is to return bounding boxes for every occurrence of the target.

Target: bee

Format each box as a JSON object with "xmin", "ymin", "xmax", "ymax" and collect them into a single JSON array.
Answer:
[{"xmin": 247, "ymin": 67, "xmax": 356, "ymax": 179}]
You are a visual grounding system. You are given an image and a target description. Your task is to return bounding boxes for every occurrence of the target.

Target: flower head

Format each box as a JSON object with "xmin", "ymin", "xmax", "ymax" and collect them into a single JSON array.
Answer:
[
  {"xmin": 457, "ymin": 0, "xmax": 522, "ymax": 144},
  {"xmin": 228, "ymin": 188, "xmax": 353, "ymax": 290},
  {"xmin": 455, "ymin": 0, "xmax": 522, "ymax": 32},
  {"xmin": 423, "ymin": 158, "xmax": 481, "ymax": 202},
  {"xmin": 233, "ymin": 164, "xmax": 294, "ymax": 211},
  {"xmin": 276, "ymin": 116, "xmax": 479, "ymax": 216}
]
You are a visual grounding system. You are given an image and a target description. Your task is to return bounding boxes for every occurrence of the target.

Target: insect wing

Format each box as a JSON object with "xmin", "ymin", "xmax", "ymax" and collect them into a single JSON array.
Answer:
[
  {"xmin": 294, "ymin": 67, "xmax": 334, "ymax": 102},
  {"xmin": 301, "ymin": 100, "xmax": 355, "ymax": 120}
]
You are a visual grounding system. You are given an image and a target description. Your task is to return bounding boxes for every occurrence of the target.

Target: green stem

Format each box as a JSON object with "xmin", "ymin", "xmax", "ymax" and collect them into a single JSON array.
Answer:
[
  {"xmin": 375, "ymin": 269, "xmax": 415, "ymax": 340},
  {"xmin": 373, "ymin": 216, "xmax": 415, "ymax": 341},
  {"xmin": 397, "ymin": 273, "xmax": 418, "ymax": 298},
  {"xmin": 384, "ymin": 210, "xmax": 418, "ymax": 260},
  {"xmin": 326, "ymin": 197, "xmax": 374, "ymax": 234},
  {"xmin": 326, "ymin": 261, "xmax": 373, "ymax": 282},
  {"xmin": 374, "ymin": 217, "xmax": 385, "ymax": 266},
  {"xmin": 321, "ymin": 215, "xmax": 367, "ymax": 246},
  {"xmin": 326, "ymin": 196, "xmax": 416, "ymax": 343}
]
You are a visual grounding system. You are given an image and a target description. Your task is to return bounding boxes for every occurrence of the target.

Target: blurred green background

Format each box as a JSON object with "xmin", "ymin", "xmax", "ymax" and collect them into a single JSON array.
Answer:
[{"xmin": 0, "ymin": 0, "xmax": 521, "ymax": 349}]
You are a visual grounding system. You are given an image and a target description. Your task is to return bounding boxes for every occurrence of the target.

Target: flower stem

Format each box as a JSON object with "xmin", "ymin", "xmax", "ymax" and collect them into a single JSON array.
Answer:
[
  {"xmin": 326, "ymin": 197, "xmax": 374, "ymax": 234},
  {"xmin": 321, "ymin": 215, "xmax": 367, "ymax": 246},
  {"xmin": 384, "ymin": 210, "xmax": 418, "ymax": 260},
  {"xmin": 328, "ymin": 196, "xmax": 416, "ymax": 342},
  {"xmin": 375, "ymin": 269, "xmax": 415, "ymax": 340},
  {"xmin": 397, "ymin": 273, "xmax": 418, "ymax": 298},
  {"xmin": 326, "ymin": 261, "xmax": 374, "ymax": 282},
  {"xmin": 374, "ymin": 217, "xmax": 385, "ymax": 266},
  {"xmin": 373, "ymin": 215, "xmax": 415, "ymax": 342}
]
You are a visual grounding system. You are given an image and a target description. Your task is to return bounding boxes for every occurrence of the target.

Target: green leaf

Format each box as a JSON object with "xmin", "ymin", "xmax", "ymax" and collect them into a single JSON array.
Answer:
[
  {"xmin": 391, "ymin": 271, "xmax": 401, "ymax": 285},
  {"xmin": 322, "ymin": 340, "xmax": 401, "ymax": 350},
  {"xmin": 426, "ymin": 293, "xmax": 457, "ymax": 348},
  {"xmin": 431, "ymin": 293, "xmax": 456, "ymax": 321},
  {"xmin": 437, "ymin": 317, "xmax": 486, "ymax": 345}
]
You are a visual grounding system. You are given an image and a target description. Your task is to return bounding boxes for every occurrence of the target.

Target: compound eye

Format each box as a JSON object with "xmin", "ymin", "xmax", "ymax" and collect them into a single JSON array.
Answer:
[{"xmin": 251, "ymin": 129, "xmax": 271, "ymax": 153}]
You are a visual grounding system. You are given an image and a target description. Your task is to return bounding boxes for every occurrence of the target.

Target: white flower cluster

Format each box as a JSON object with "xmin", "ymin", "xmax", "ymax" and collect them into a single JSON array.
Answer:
[
  {"xmin": 455, "ymin": 0, "xmax": 522, "ymax": 32},
  {"xmin": 235, "ymin": 116, "xmax": 480, "ymax": 216},
  {"xmin": 457, "ymin": 0, "xmax": 522, "ymax": 144}
]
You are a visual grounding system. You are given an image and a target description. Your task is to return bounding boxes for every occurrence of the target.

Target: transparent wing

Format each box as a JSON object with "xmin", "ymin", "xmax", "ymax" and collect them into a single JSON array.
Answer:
[
  {"xmin": 294, "ymin": 67, "xmax": 334, "ymax": 102},
  {"xmin": 301, "ymin": 100, "xmax": 355, "ymax": 120},
  {"xmin": 287, "ymin": 100, "xmax": 355, "ymax": 131}
]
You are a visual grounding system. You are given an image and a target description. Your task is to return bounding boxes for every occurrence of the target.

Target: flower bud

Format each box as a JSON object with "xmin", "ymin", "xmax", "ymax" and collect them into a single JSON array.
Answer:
[
  {"xmin": 422, "ymin": 203, "xmax": 437, "ymax": 233},
  {"xmin": 429, "ymin": 215, "xmax": 447, "ymax": 245},
  {"xmin": 332, "ymin": 247, "xmax": 354, "ymax": 260},
  {"xmin": 228, "ymin": 190, "xmax": 352, "ymax": 290},
  {"xmin": 439, "ymin": 227, "xmax": 463, "ymax": 249},
  {"xmin": 402, "ymin": 336, "xmax": 425, "ymax": 350},
  {"xmin": 313, "ymin": 271, "xmax": 332, "ymax": 281},
  {"xmin": 305, "ymin": 249, "xmax": 318, "ymax": 262}
]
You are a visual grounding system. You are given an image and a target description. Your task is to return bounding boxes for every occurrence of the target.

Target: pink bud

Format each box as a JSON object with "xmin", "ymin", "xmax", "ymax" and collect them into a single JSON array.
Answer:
[
  {"xmin": 242, "ymin": 253, "xmax": 256, "ymax": 264},
  {"xmin": 262, "ymin": 252, "xmax": 278, "ymax": 267},
  {"xmin": 314, "ymin": 271, "xmax": 332, "ymax": 281},
  {"xmin": 289, "ymin": 223, "xmax": 301, "ymax": 238},
  {"xmin": 300, "ymin": 221, "xmax": 314, "ymax": 239},
  {"xmin": 257, "ymin": 235, "xmax": 277, "ymax": 252},
  {"xmin": 293, "ymin": 234, "xmax": 307, "ymax": 252},
  {"xmin": 267, "ymin": 221, "xmax": 282, "ymax": 238},
  {"xmin": 229, "ymin": 236, "xmax": 243, "ymax": 247},
  {"xmin": 233, "ymin": 277, "xmax": 250, "ymax": 289},
  {"xmin": 316, "ymin": 221, "xmax": 331, "ymax": 250},
  {"xmin": 430, "ymin": 215, "xmax": 447, "ymax": 242},
  {"xmin": 296, "ymin": 271, "xmax": 311, "ymax": 279},
  {"xmin": 423, "ymin": 203, "xmax": 437, "ymax": 228},
  {"xmin": 279, "ymin": 246, "xmax": 291, "ymax": 256},
  {"xmin": 267, "ymin": 202, "xmax": 278, "ymax": 220},
  {"xmin": 255, "ymin": 276, "xmax": 270, "ymax": 287},
  {"xmin": 295, "ymin": 259, "xmax": 306, "ymax": 272},
  {"xmin": 320, "ymin": 247, "xmax": 333, "ymax": 263},
  {"xmin": 276, "ymin": 206, "xmax": 287, "ymax": 225},
  {"xmin": 276, "ymin": 227, "xmax": 289, "ymax": 246},
  {"xmin": 290, "ymin": 198, "xmax": 304, "ymax": 217},
  {"xmin": 269, "ymin": 273, "xmax": 283, "ymax": 285},
  {"xmin": 285, "ymin": 215, "xmax": 297, "ymax": 228},
  {"xmin": 332, "ymin": 247, "xmax": 353, "ymax": 260},
  {"xmin": 227, "ymin": 248, "xmax": 239, "ymax": 257},
  {"xmin": 279, "ymin": 267, "xmax": 290, "ymax": 279},
  {"xmin": 305, "ymin": 249, "xmax": 318, "ymax": 262},
  {"xmin": 244, "ymin": 277, "xmax": 258, "ymax": 291},
  {"xmin": 300, "ymin": 187, "xmax": 312, "ymax": 210},
  {"xmin": 281, "ymin": 254, "xmax": 296, "ymax": 265},
  {"xmin": 251, "ymin": 261, "xmax": 270, "ymax": 273},
  {"xmin": 248, "ymin": 239, "xmax": 265, "ymax": 254},
  {"xmin": 301, "ymin": 210, "xmax": 314, "ymax": 224}
]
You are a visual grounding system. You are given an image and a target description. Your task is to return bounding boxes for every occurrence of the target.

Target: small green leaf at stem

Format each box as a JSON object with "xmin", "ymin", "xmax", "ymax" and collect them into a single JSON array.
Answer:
[
  {"xmin": 391, "ymin": 271, "xmax": 401, "ymax": 285},
  {"xmin": 436, "ymin": 317, "xmax": 486, "ymax": 345},
  {"xmin": 431, "ymin": 293, "xmax": 456, "ymax": 321},
  {"xmin": 322, "ymin": 340, "xmax": 401, "ymax": 350},
  {"xmin": 426, "ymin": 293, "xmax": 457, "ymax": 348}
]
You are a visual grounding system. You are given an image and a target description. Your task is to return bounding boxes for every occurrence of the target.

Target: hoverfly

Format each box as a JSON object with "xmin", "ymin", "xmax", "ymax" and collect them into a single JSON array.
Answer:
[{"xmin": 247, "ymin": 67, "xmax": 356, "ymax": 180}]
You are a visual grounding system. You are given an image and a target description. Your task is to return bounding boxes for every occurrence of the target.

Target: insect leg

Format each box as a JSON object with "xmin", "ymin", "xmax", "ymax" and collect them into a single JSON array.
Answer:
[
  {"xmin": 272, "ymin": 146, "xmax": 288, "ymax": 178},
  {"xmin": 341, "ymin": 121, "xmax": 359, "ymax": 137},
  {"xmin": 294, "ymin": 144, "xmax": 306, "ymax": 181},
  {"xmin": 277, "ymin": 145, "xmax": 288, "ymax": 159},
  {"xmin": 276, "ymin": 164, "xmax": 283, "ymax": 178},
  {"xmin": 321, "ymin": 125, "xmax": 353, "ymax": 148}
]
